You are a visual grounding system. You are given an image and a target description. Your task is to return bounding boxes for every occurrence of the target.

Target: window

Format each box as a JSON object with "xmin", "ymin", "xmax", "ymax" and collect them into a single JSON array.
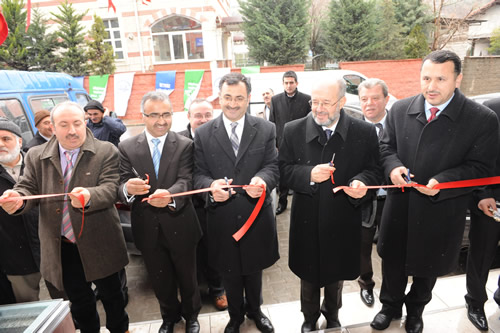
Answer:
[
  {"xmin": 343, "ymin": 75, "xmax": 365, "ymax": 96},
  {"xmin": 103, "ymin": 18, "xmax": 124, "ymax": 60},
  {"xmin": 0, "ymin": 98, "xmax": 33, "ymax": 143},
  {"xmin": 152, "ymin": 15, "xmax": 204, "ymax": 62}
]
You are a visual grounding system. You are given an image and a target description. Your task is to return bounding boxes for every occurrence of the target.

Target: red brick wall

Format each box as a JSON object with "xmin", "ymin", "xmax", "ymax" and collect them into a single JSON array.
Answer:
[
  {"xmin": 340, "ymin": 59, "xmax": 422, "ymax": 99},
  {"xmin": 84, "ymin": 64, "xmax": 305, "ymax": 119}
]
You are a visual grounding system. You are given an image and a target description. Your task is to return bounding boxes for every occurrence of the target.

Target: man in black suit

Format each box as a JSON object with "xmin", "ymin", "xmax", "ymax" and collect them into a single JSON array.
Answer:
[
  {"xmin": 24, "ymin": 110, "xmax": 53, "ymax": 151},
  {"xmin": 194, "ymin": 73, "xmax": 279, "ymax": 333},
  {"xmin": 270, "ymin": 71, "xmax": 311, "ymax": 215},
  {"xmin": 118, "ymin": 91, "xmax": 202, "ymax": 333},
  {"xmin": 371, "ymin": 50, "xmax": 499, "ymax": 333},
  {"xmin": 357, "ymin": 78, "xmax": 390, "ymax": 307},
  {"xmin": 178, "ymin": 99, "xmax": 228, "ymax": 311},
  {"xmin": 464, "ymin": 96, "xmax": 500, "ymax": 331},
  {"xmin": 279, "ymin": 78, "xmax": 381, "ymax": 332}
]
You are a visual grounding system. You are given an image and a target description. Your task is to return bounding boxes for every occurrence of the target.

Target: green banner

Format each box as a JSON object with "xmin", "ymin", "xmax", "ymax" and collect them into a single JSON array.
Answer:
[
  {"xmin": 241, "ymin": 66, "xmax": 260, "ymax": 74},
  {"xmin": 88, "ymin": 74, "xmax": 109, "ymax": 102},
  {"xmin": 184, "ymin": 70, "xmax": 205, "ymax": 111}
]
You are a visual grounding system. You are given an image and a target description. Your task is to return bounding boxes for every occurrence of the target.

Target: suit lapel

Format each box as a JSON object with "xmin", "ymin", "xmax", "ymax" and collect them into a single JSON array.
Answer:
[
  {"xmin": 157, "ymin": 132, "xmax": 177, "ymax": 184},
  {"xmin": 134, "ymin": 133, "xmax": 157, "ymax": 186},
  {"xmin": 236, "ymin": 116, "xmax": 257, "ymax": 165},
  {"xmin": 213, "ymin": 116, "xmax": 237, "ymax": 163}
]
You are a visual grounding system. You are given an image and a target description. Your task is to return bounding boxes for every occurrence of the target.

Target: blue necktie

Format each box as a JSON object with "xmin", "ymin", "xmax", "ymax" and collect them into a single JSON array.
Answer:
[
  {"xmin": 152, "ymin": 138, "xmax": 161, "ymax": 178},
  {"xmin": 325, "ymin": 129, "xmax": 333, "ymax": 140}
]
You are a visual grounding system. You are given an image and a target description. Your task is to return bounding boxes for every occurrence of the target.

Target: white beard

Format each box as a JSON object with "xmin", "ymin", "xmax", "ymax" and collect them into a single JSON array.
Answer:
[{"xmin": 0, "ymin": 140, "xmax": 21, "ymax": 165}]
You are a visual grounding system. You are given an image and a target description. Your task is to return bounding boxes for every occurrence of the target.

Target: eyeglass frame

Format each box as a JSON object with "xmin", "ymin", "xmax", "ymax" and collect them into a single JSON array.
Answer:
[
  {"xmin": 308, "ymin": 97, "xmax": 343, "ymax": 109},
  {"xmin": 142, "ymin": 112, "xmax": 173, "ymax": 120}
]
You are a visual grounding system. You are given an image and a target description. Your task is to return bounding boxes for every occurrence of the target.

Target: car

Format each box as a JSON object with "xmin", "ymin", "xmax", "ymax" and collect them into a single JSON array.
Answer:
[{"xmin": 468, "ymin": 92, "xmax": 500, "ymax": 105}]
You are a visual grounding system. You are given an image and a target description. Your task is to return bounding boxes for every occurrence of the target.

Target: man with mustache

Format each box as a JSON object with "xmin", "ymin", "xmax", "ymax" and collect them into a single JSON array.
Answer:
[{"xmin": 279, "ymin": 78, "xmax": 381, "ymax": 332}]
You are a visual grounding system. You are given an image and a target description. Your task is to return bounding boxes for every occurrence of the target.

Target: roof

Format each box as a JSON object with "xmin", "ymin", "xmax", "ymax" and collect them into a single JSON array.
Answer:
[{"xmin": 0, "ymin": 70, "xmax": 84, "ymax": 93}]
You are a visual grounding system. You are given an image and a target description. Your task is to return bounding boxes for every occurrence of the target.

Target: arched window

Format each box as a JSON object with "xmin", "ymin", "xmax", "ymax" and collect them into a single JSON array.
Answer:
[{"xmin": 152, "ymin": 15, "xmax": 204, "ymax": 62}]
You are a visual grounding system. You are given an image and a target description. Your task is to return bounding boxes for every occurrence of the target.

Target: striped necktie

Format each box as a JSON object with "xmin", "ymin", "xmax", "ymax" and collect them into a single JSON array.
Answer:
[
  {"xmin": 152, "ymin": 138, "xmax": 161, "ymax": 178},
  {"xmin": 230, "ymin": 122, "xmax": 239, "ymax": 156},
  {"xmin": 62, "ymin": 150, "xmax": 76, "ymax": 243}
]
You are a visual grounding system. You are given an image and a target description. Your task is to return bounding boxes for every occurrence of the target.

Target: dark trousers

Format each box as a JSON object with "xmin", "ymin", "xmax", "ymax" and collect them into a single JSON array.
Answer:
[
  {"xmin": 140, "ymin": 231, "xmax": 201, "ymax": 322},
  {"xmin": 300, "ymin": 279, "xmax": 343, "ymax": 323},
  {"xmin": 0, "ymin": 269, "xmax": 15, "ymax": 305},
  {"xmin": 222, "ymin": 271, "xmax": 263, "ymax": 321},
  {"xmin": 465, "ymin": 207, "xmax": 500, "ymax": 307},
  {"xmin": 278, "ymin": 182, "xmax": 288, "ymax": 206},
  {"xmin": 379, "ymin": 259, "xmax": 436, "ymax": 316},
  {"xmin": 195, "ymin": 205, "xmax": 224, "ymax": 297},
  {"xmin": 61, "ymin": 241, "xmax": 128, "ymax": 333}
]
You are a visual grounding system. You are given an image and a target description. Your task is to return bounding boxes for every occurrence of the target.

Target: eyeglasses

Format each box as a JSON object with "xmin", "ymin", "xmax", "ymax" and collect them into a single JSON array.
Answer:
[
  {"xmin": 309, "ymin": 97, "xmax": 342, "ymax": 109},
  {"xmin": 192, "ymin": 113, "xmax": 213, "ymax": 120},
  {"xmin": 222, "ymin": 96, "xmax": 247, "ymax": 103},
  {"xmin": 142, "ymin": 112, "xmax": 172, "ymax": 120}
]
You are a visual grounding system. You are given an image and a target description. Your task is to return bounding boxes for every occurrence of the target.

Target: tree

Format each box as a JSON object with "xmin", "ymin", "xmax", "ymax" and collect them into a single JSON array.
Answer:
[
  {"xmin": 393, "ymin": 0, "xmax": 431, "ymax": 36},
  {"xmin": 86, "ymin": 14, "xmax": 115, "ymax": 75},
  {"xmin": 26, "ymin": 8, "xmax": 59, "ymax": 71},
  {"xmin": 309, "ymin": 0, "xmax": 329, "ymax": 70},
  {"xmin": 0, "ymin": 0, "xmax": 29, "ymax": 70},
  {"xmin": 324, "ymin": 0, "xmax": 378, "ymax": 61},
  {"xmin": 239, "ymin": 0, "xmax": 309, "ymax": 65},
  {"xmin": 51, "ymin": 0, "xmax": 88, "ymax": 76},
  {"xmin": 372, "ymin": 0, "xmax": 405, "ymax": 60},
  {"xmin": 404, "ymin": 24, "xmax": 430, "ymax": 58},
  {"xmin": 488, "ymin": 26, "xmax": 500, "ymax": 55}
]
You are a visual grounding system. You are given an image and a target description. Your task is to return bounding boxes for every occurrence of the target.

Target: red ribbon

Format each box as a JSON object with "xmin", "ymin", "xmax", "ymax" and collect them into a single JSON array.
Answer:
[
  {"xmin": 333, "ymin": 176, "xmax": 500, "ymax": 193},
  {"xmin": 0, "ymin": 193, "xmax": 86, "ymax": 239}
]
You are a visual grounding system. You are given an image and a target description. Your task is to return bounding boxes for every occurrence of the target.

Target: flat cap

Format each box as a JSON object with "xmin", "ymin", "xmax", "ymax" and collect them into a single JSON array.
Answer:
[{"xmin": 0, "ymin": 117, "xmax": 22, "ymax": 137}]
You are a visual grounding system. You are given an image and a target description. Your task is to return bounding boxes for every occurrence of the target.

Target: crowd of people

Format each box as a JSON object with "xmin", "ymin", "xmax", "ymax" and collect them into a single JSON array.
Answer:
[{"xmin": 1, "ymin": 49, "xmax": 500, "ymax": 333}]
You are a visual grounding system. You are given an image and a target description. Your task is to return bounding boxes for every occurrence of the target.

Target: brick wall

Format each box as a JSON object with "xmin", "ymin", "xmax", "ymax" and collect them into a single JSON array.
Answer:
[
  {"xmin": 461, "ymin": 56, "xmax": 500, "ymax": 96},
  {"xmin": 339, "ymin": 59, "xmax": 423, "ymax": 99},
  {"xmin": 84, "ymin": 64, "xmax": 305, "ymax": 119}
]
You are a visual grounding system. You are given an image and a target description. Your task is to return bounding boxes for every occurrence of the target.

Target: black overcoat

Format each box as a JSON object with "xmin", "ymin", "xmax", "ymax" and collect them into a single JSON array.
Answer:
[
  {"xmin": 279, "ymin": 111, "xmax": 381, "ymax": 286},
  {"xmin": 193, "ymin": 115, "xmax": 280, "ymax": 277},
  {"xmin": 378, "ymin": 89, "xmax": 499, "ymax": 277}
]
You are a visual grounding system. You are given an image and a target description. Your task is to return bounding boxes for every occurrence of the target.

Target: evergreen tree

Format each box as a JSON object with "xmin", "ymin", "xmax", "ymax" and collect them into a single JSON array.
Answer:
[
  {"xmin": 26, "ymin": 8, "xmax": 59, "ymax": 71},
  {"xmin": 372, "ymin": 0, "xmax": 405, "ymax": 60},
  {"xmin": 239, "ymin": 0, "xmax": 309, "ymax": 65},
  {"xmin": 393, "ymin": 0, "xmax": 431, "ymax": 36},
  {"xmin": 488, "ymin": 27, "xmax": 500, "ymax": 55},
  {"xmin": 0, "ymin": 0, "xmax": 29, "ymax": 70},
  {"xmin": 404, "ymin": 25, "xmax": 430, "ymax": 59},
  {"xmin": 324, "ymin": 0, "xmax": 378, "ymax": 61},
  {"xmin": 86, "ymin": 14, "xmax": 115, "ymax": 75},
  {"xmin": 51, "ymin": 0, "xmax": 88, "ymax": 76}
]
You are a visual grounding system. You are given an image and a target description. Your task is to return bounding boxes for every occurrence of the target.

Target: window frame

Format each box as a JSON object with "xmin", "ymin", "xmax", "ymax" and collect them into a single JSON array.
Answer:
[{"xmin": 103, "ymin": 17, "xmax": 126, "ymax": 61}]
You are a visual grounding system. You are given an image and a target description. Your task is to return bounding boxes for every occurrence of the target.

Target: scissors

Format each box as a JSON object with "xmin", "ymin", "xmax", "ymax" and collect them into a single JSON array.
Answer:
[
  {"xmin": 401, "ymin": 168, "xmax": 411, "ymax": 184},
  {"xmin": 329, "ymin": 153, "xmax": 335, "ymax": 184},
  {"xmin": 224, "ymin": 176, "xmax": 232, "ymax": 198},
  {"xmin": 132, "ymin": 167, "xmax": 150, "ymax": 184}
]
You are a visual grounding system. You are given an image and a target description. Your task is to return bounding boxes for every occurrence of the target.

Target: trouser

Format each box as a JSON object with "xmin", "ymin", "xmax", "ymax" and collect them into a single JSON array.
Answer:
[
  {"xmin": 7, "ymin": 272, "xmax": 41, "ymax": 303},
  {"xmin": 379, "ymin": 258, "xmax": 436, "ymax": 316},
  {"xmin": 222, "ymin": 270, "xmax": 263, "ymax": 321},
  {"xmin": 278, "ymin": 182, "xmax": 288, "ymax": 206},
  {"xmin": 300, "ymin": 279, "xmax": 343, "ymax": 323},
  {"xmin": 465, "ymin": 205, "xmax": 500, "ymax": 307},
  {"xmin": 61, "ymin": 240, "xmax": 128, "ymax": 333}
]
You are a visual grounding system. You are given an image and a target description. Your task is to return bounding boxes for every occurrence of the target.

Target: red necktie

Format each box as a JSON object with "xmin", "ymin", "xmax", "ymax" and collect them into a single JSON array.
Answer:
[{"xmin": 428, "ymin": 107, "xmax": 439, "ymax": 122}]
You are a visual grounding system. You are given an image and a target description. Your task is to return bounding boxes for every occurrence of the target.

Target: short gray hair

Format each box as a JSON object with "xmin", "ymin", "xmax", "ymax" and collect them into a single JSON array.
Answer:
[
  {"xmin": 50, "ymin": 101, "xmax": 85, "ymax": 124},
  {"xmin": 141, "ymin": 91, "xmax": 172, "ymax": 114},
  {"xmin": 358, "ymin": 78, "xmax": 389, "ymax": 98},
  {"xmin": 188, "ymin": 98, "xmax": 212, "ymax": 114}
]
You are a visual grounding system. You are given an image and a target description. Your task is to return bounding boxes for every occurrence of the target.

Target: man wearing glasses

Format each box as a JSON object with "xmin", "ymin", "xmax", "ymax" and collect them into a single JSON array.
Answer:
[
  {"xmin": 118, "ymin": 91, "xmax": 202, "ymax": 333},
  {"xmin": 279, "ymin": 78, "xmax": 381, "ymax": 332}
]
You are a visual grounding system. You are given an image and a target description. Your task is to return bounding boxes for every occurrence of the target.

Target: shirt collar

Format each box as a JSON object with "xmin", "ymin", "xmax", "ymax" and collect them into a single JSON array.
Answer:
[{"xmin": 425, "ymin": 93, "xmax": 455, "ymax": 113}]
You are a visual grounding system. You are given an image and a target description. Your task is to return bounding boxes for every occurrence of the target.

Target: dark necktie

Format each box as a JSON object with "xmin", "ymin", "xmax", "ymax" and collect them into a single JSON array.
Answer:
[
  {"xmin": 230, "ymin": 122, "xmax": 239, "ymax": 156},
  {"xmin": 428, "ymin": 107, "xmax": 439, "ymax": 122},
  {"xmin": 375, "ymin": 123, "xmax": 384, "ymax": 141},
  {"xmin": 325, "ymin": 129, "xmax": 333, "ymax": 140},
  {"xmin": 62, "ymin": 151, "xmax": 76, "ymax": 243}
]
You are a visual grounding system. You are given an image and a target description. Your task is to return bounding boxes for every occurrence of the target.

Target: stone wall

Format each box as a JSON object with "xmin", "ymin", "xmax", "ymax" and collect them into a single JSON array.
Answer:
[{"xmin": 461, "ymin": 56, "xmax": 500, "ymax": 96}]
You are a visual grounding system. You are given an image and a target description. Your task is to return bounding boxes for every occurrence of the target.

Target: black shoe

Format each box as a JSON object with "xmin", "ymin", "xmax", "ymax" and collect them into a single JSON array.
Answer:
[
  {"xmin": 247, "ymin": 311, "xmax": 274, "ymax": 332},
  {"xmin": 494, "ymin": 288, "xmax": 500, "ymax": 306},
  {"xmin": 360, "ymin": 289, "xmax": 374, "ymax": 306},
  {"xmin": 224, "ymin": 318, "xmax": 242, "ymax": 333},
  {"xmin": 467, "ymin": 304, "xmax": 488, "ymax": 331},
  {"xmin": 405, "ymin": 315, "xmax": 423, "ymax": 333},
  {"xmin": 326, "ymin": 319, "xmax": 341, "ymax": 328},
  {"xmin": 185, "ymin": 319, "xmax": 200, "ymax": 333},
  {"xmin": 370, "ymin": 310, "xmax": 402, "ymax": 330},
  {"xmin": 159, "ymin": 318, "xmax": 180, "ymax": 333},
  {"xmin": 301, "ymin": 321, "xmax": 317, "ymax": 333},
  {"xmin": 276, "ymin": 203, "xmax": 286, "ymax": 215}
]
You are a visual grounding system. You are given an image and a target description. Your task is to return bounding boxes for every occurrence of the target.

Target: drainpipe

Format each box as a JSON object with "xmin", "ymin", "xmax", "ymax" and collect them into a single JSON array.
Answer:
[{"xmin": 134, "ymin": 0, "xmax": 146, "ymax": 72}]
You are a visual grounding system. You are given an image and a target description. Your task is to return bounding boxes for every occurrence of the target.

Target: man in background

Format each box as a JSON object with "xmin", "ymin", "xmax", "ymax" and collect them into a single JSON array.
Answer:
[
  {"xmin": 84, "ymin": 100, "xmax": 126, "ymax": 147},
  {"xmin": 257, "ymin": 88, "xmax": 273, "ymax": 120},
  {"xmin": 25, "ymin": 110, "xmax": 53, "ymax": 151}
]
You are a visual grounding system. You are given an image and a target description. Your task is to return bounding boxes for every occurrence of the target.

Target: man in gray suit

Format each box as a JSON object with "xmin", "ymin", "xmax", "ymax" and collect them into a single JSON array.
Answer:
[{"xmin": 194, "ymin": 73, "xmax": 279, "ymax": 333}]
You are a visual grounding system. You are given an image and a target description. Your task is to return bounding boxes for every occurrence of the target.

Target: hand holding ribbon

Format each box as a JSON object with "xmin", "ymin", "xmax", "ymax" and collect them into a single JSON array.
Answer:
[
  {"xmin": 245, "ymin": 177, "xmax": 266, "ymax": 198},
  {"xmin": 344, "ymin": 180, "xmax": 367, "ymax": 199},
  {"xmin": 0, "ymin": 190, "xmax": 23, "ymax": 214},
  {"xmin": 311, "ymin": 163, "xmax": 335, "ymax": 183},
  {"xmin": 148, "ymin": 189, "xmax": 172, "ymax": 208}
]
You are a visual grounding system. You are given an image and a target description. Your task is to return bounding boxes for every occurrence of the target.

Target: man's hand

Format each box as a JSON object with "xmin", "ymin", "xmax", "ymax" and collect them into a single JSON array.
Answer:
[
  {"xmin": 126, "ymin": 178, "xmax": 151, "ymax": 196},
  {"xmin": 344, "ymin": 180, "xmax": 367, "ymax": 199},
  {"xmin": 389, "ymin": 166, "xmax": 412, "ymax": 185},
  {"xmin": 245, "ymin": 177, "xmax": 266, "ymax": 198},
  {"xmin": 311, "ymin": 163, "xmax": 335, "ymax": 183},
  {"xmin": 210, "ymin": 179, "xmax": 235, "ymax": 202},
  {"xmin": 416, "ymin": 178, "xmax": 440, "ymax": 196},
  {"xmin": 69, "ymin": 187, "xmax": 90, "ymax": 208},
  {"xmin": 0, "ymin": 190, "xmax": 23, "ymax": 214},
  {"xmin": 148, "ymin": 189, "xmax": 172, "ymax": 208},
  {"xmin": 478, "ymin": 198, "xmax": 496, "ymax": 218}
]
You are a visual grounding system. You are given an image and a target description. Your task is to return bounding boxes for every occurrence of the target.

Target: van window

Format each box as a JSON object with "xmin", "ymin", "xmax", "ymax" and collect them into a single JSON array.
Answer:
[
  {"xmin": 0, "ymin": 98, "xmax": 34, "ymax": 143},
  {"xmin": 75, "ymin": 93, "xmax": 90, "ymax": 107},
  {"xmin": 30, "ymin": 95, "xmax": 70, "ymax": 113}
]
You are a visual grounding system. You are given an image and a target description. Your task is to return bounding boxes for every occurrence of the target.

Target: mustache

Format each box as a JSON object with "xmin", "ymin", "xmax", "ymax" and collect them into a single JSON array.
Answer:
[{"xmin": 66, "ymin": 134, "xmax": 79, "ymax": 140}]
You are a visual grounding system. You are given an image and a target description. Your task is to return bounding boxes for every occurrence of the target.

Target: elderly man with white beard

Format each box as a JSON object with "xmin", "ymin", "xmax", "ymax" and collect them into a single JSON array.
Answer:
[{"xmin": 0, "ymin": 117, "xmax": 42, "ymax": 303}]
